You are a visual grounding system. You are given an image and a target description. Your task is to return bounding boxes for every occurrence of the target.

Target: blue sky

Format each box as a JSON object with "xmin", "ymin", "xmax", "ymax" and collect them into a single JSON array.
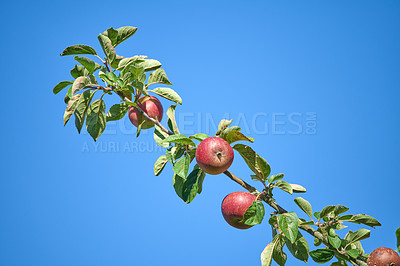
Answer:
[{"xmin": 1, "ymin": 1, "xmax": 399, "ymax": 265}]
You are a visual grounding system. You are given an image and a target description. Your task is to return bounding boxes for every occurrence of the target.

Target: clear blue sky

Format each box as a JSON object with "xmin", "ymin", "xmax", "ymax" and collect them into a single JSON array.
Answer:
[{"xmin": 1, "ymin": 1, "xmax": 399, "ymax": 265}]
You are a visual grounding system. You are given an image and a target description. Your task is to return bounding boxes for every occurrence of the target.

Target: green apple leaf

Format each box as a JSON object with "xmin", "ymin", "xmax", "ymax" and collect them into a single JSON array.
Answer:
[
  {"xmin": 272, "ymin": 234, "xmax": 287, "ymax": 266},
  {"xmin": 74, "ymin": 56, "xmax": 101, "ymax": 74},
  {"xmin": 137, "ymin": 59, "xmax": 162, "ymax": 72},
  {"xmin": 61, "ymin": 44, "xmax": 97, "ymax": 56},
  {"xmin": 159, "ymin": 134, "xmax": 196, "ymax": 146},
  {"xmin": 86, "ymin": 99, "xmax": 106, "ymax": 141},
  {"xmin": 189, "ymin": 133, "xmax": 210, "ymax": 142},
  {"xmin": 154, "ymin": 155, "xmax": 168, "ymax": 176},
  {"xmin": 216, "ymin": 119, "xmax": 232, "ymax": 136},
  {"xmin": 334, "ymin": 205, "xmax": 349, "ymax": 217},
  {"xmin": 319, "ymin": 205, "xmax": 335, "ymax": 219},
  {"xmin": 64, "ymin": 86, "xmax": 73, "ymax": 103},
  {"xmin": 275, "ymin": 181, "xmax": 293, "ymax": 195},
  {"xmin": 233, "ymin": 144, "xmax": 271, "ymax": 181},
  {"xmin": 241, "ymin": 200, "xmax": 265, "ymax": 226},
  {"xmin": 102, "ymin": 26, "xmax": 138, "ymax": 47},
  {"xmin": 309, "ymin": 249, "xmax": 334, "ymax": 264},
  {"xmin": 294, "ymin": 197, "xmax": 313, "ymax": 220},
  {"xmin": 347, "ymin": 214, "xmax": 381, "ymax": 227},
  {"xmin": 344, "ymin": 229, "xmax": 370, "ymax": 244},
  {"xmin": 148, "ymin": 68, "xmax": 172, "ymax": 86},
  {"xmin": 151, "ymin": 87, "xmax": 182, "ymax": 105},
  {"xmin": 285, "ymin": 231, "xmax": 309, "ymax": 263},
  {"xmin": 74, "ymin": 90, "xmax": 95, "ymax": 133},
  {"xmin": 63, "ymin": 94, "xmax": 82, "ymax": 126},
  {"xmin": 53, "ymin": 81, "xmax": 73, "ymax": 95},
  {"xmin": 154, "ymin": 124, "xmax": 170, "ymax": 148},
  {"xmin": 70, "ymin": 65, "xmax": 89, "ymax": 79},
  {"xmin": 219, "ymin": 126, "xmax": 241, "ymax": 139},
  {"xmin": 278, "ymin": 212, "xmax": 299, "ymax": 244},
  {"xmin": 268, "ymin": 173, "xmax": 284, "ymax": 183},
  {"xmin": 98, "ymin": 34, "xmax": 116, "ymax": 65},
  {"xmin": 182, "ymin": 166, "xmax": 206, "ymax": 203},
  {"xmin": 396, "ymin": 227, "xmax": 400, "ymax": 252},
  {"xmin": 167, "ymin": 104, "xmax": 180, "ymax": 134},
  {"xmin": 224, "ymin": 130, "xmax": 254, "ymax": 144},
  {"xmin": 291, "ymin": 183, "xmax": 306, "ymax": 193},
  {"xmin": 328, "ymin": 234, "xmax": 341, "ymax": 250},
  {"xmin": 71, "ymin": 76, "xmax": 90, "ymax": 96},
  {"xmin": 173, "ymin": 153, "xmax": 190, "ymax": 179},
  {"xmin": 261, "ymin": 234, "xmax": 283, "ymax": 266},
  {"xmin": 106, "ymin": 103, "xmax": 129, "ymax": 121}
]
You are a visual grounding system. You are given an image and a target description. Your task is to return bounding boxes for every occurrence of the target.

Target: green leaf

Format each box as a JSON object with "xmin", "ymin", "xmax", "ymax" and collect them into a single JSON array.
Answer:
[
  {"xmin": 74, "ymin": 56, "xmax": 101, "ymax": 74},
  {"xmin": 138, "ymin": 59, "xmax": 162, "ymax": 72},
  {"xmin": 165, "ymin": 145, "xmax": 184, "ymax": 164},
  {"xmin": 154, "ymin": 155, "xmax": 168, "ymax": 176},
  {"xmin": 136, "ymin": 120, "xmax": 145, "ymax": 137},
  {"xmin": 70, "ymin": 65, "xmax": 89, "ymax": 79},
  {"xmin": 314, "ymin": 212, "xmax": 321, "ymax": 220},
  {"xmin": 294, "ymin": 197, "xmax": 313, "ymax": 220},
  {"xmin": 344, "ymin": 229, "xmax": 370, "ymax": 244},
  {"xmin": 148, "ymin": 68, "xmax": 172, "ymax": 85},
  {"xmin": 275, "ymin": 181, "xmax": 293, "ymax": 194},
  {"xmin": 216, "ymin": 119, "xmax": 232, "ymax": 136},
  {"xmin": 224, "ymin": 130, "xmax": 254, "ymax": 144},
  {"xmin": 173, "ymin": 153, "xmax": 190, "ymax": 178},
  {"xmin": 268, "ymin": 173, "xmax": 284, "ymax": 183},
  {"xmin": 182, "ymin": 166, "xmax": 206, "ymax": 203},
  {"xmin": 173, "ymin": 174, "xmax": 185, "ymax": 199},
  {"xmin": 98, "ymin": 34, "xmax": 116, "ymax": 65},
  {"xmin": 102, "ymin": 26, "xmax": 138, "ymax": 47},
  {"xmin": 154, "ymin": 125, "xmax": 170, "ymax": 148},
  {"xmin": 348, "ymin": 214, "xmax": 381, "ymax": 227},
  {"xmin": 189, "ymin": 133, "xmax": 210, "ymax": 142},
  {"xmin": 310, "ymin": 249, "xmax": 334, "ymax": 264},
  {"xmin": 285, "ymin": 231, "xmax": 309, "ymax": 263},
  {"xmin": 152, "ymin": 87, "xmax": 182, "ymax": 104},
  {"xmin": 159, "ymin": 134, "xmax": 196, "ymax": 146},
  {"xmin": 64, "ymin": 86, "xmax": 73, "ymax": 103},
  {"xmin": 261, "ymin": 234, "xmax": 282, "ymax": 266},
  {"xmin": 272, "ymin": 234, "xmax": 287, "ymax": 266},
  {"xmin": 337, "ymin": 214, "xmax": 353, "ymax": 221},
  {"xmin": 63, "ymin": 94, "xmax": 82, "ymax": 126},
  {"xmin": 74, "ymin": 90, "xmax": 95, "ymax": 133},
  {"xmin": 291, "ymin": 184, "xmax": 307, "ymax": 193},
  {"xmin": 107, "ymin": 72, "xmax": 118, "ymax": 83},
  {"xmin": 99, "ymin": 68, "xmax": 114, "ymax": 85},
  {"xmin": 53, "ymin": 81, "xmax": 73, "ymax": 95},
  {"xmin": 86, "ymin": 99, "xmax": 106, "ymax": 141},
  {"xmin": 220, "ymin": 126, "xmax": 241, "ymax": 139},
  {"xmin": 167, "ymin": 104, "xmax": 180, "ymax": 134},
  {"xmin": 241, "ymin": 201, "xmax": 265, "ymax": 226},
  {"xmin": 106, "ymin": 103, "xmax": 128, "ymax": 121},
  {"xmin": 233, "ymin": 144, "xmax": 270, "ymax": 181},
  {"xmin": 320, "ymin": 205, "xmax": 335, "ymax": 219},
  {"xmin": 347, "ymin": 249, "xmax": 359, "ymax": 259},
  {"xmin": 396, "ymin": 227, "xmax": 400, "ymax": 252},
  {"xmin": 71, "ymin": 76, "xmax": 89, "ymax": 96},
  {"xmin": 61, "ymin": 44, "xmax": 97, "ymax": 56},
  {"xmin": 278, "ymin": 212, "xmax": 299, "ymax": 244},
  {"xmin": 328, "ymin": 235, "xmax": 341, "ymax": 250},
  {"xmin": 334, "ymin": 205, "xmax": 349, "ymax": 216}
]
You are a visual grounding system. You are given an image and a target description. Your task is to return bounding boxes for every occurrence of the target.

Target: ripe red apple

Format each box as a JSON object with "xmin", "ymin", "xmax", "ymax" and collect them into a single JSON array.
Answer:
[
  {"xmin": 195, "ymin": 137, "xmax": 234, "ymax": 175},
  {"xmin": 367, "ymin": 247, "xmax": 400, "ymax": 266},
  {"xmin": 128, "ymin": 96, "xmax": 163, "ymax": 129},
  {"xmin": 221, "ymin": 191, "xmax": 258, "ymax": 229}
]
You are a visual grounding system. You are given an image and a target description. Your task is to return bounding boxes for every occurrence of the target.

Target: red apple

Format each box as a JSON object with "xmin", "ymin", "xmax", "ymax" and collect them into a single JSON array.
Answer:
[
  {"xmin": 128, "ymin": 96, "xmax": 163, "ymax": 129},
  {"xmin": 367, "ymin": 247, "xmax": 400, "ymax": 266},
  {"xmin": 221, "ymin": 191, "xmax": 258, "ymax": 229},
  {"xmin": 195, "ymin": 137, "xmax": 234, "ymax": 175}
]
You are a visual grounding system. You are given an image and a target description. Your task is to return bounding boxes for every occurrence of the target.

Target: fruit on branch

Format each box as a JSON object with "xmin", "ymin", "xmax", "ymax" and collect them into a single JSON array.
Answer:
[
  {"xmin": 221, "ymin": 191, "xmax": 257, "ymax": 229},
  {"xmin": 367, "ymin": 247, "xmax": 400, "ymax": 266},
  {"xmin": 128, "ymin": 96, "xmax": 163, "ymax": 129},
  {"xmin": 195, "ymin": 137, "xmax": 234, "ymax": 175}
]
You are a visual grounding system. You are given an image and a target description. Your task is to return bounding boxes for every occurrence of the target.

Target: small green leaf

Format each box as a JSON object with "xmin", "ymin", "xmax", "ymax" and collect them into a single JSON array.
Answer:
[
  {"xmin": 70, "ymin": 65, "xmax": 89, "ymax": 79},
  {"xmin": 223, "ymin": 130, "xmax": 254, "ymax": 144},
  {"xmin": 334, "ymin": 205, "xmax": 349, "ymax": 216},
  {"xmin": 152, "ymin": 87, "xmax": 182, "ymax": 104},
  {"xmin": 159, "ymin": 134, "xmax": 196, "ymax": 146},
  {"xmin": 233, "ymin": 144, "xmax": 270, "ymax": 181},
  {"xmin": 314, "ymin": 237, "xmax": 322, "ymax": 247},
  {"xmin": 348, "ymin": 214, "xmax": 381, "ymax": 227},
  {"xmin": 71, "ymin": 76, "xmax": 89, "ymax": 96},
  {"xmin": 272, "ymin": 234, "xmax": 287, "ymax": 266},
  {"xmin": 291, "ymin": 184, "xmax": 307, "ymax": 193},
  {"xmin": 53, "ymin": 81, "xmax": 73, "ymax": 95},
  {"xmin": 154, "ymin": 155, "xmax": 168, "ymax": 176},
  {"xmin": 173, "ymin": 174, "xmax": 185, "ymax": 199},
  {"xmin": 148, "ymin": 68, "xmax": 172, "ymax": 85},
  {"xmin": 347, "ymin": 249, "xmax": 359, "ymax": 259},
  {"xmin": 102, "ymin": 26, "xmax": 138, "ymax": 47},
  {"xmin": 61, "ymin": 44, "xmax": 97, "ymax": 56},
  {"xmin": 86, "ymin": 99, "xmax": 106, "ymax": 141},
  {"xmin": 216, "ymin": 119, "xmax": 232, "ymax": 136},
  {"xmin": 74, "ymin": 56, "xmax": 101, "ymax": 74},
  {"xmin": 268, "ymin": 173, "xmax": 284, "ymax": 183},
  {"xmin": 320, "ymin": 205, "xmax": 335, "ymax": 219},
  {"xmin": 285, "ymin": 232, "xmax": 309, "ymax": 263},
  {"xmin": 182, "ymin": 166, "xmax": 206, "ymax": 203},
  {"xmin": 74, "ymin": 90, "xmax": 95, "ymax": 133},
  {"xmin": 396, "ymin": 227, "xmax": 400, "ymax": 252},
  {"xmin": 314, "ymin": 212, "xmax": 321, "ymax": 220},
  {"xmin": 278, "ymin": 212, "xmax": 299, "ymax": 243},
  {"xmin": 220, "ymin": 126, "xmax": 241, "ymax": 139},
  {"xmin": 294, "ymin": 197, "xmax": 313, "ymax": 220},
  {"xmin": 173, "ymin": 153, "xmax": 190, "ymax": 178},
  {"xmin": 167, "ymin": 104, "xmax": 180, "ymax": 134},
  {"xmin": 275, "ymin": 181, "xmax": 293, "ymax": 194},
  {"xmin": 337, "ymin": 214, "xmax": 353, "ymax": 221},
  {"xmin": 345, "ymin": 229, "xmax": 370, "ymax": 244},
  {"xmin": 64, "ymin": 86, "xmax": 73, "ymax": 103},
  {"xmin": 106, "ymin": 103, "xmax": 128, "ymax": 121},
  {"xmin": 63, "ymin": 94, "xmax": 82, "ymax": 126},
  {"xmin": 261, "ymin": 234, "xmax": 282, "ymax": 266},
  {"xmin": 137, "ymin": 59, "xmax": 162, "ymax": 71},
  {"xmin": 98, "ymin": 34, "xmax": 116, "ymax": 65},
  {"xmin": 310, "ymin": 249, "xmax": 334, "ymax": 264},
  {"xmin": 241, "ymin": 201, "xmax": 265, "ymax": 226},
  {"xmin": 328, "ymin": 235, "xmax": 341, "ymax": 250},
  {"xmin": 189, "ymin": 133, "xmax": 210, "ymax": 142},
  {"xmin": 154, "ymin": 125, "xmax": 170, "ymax": 148}
]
